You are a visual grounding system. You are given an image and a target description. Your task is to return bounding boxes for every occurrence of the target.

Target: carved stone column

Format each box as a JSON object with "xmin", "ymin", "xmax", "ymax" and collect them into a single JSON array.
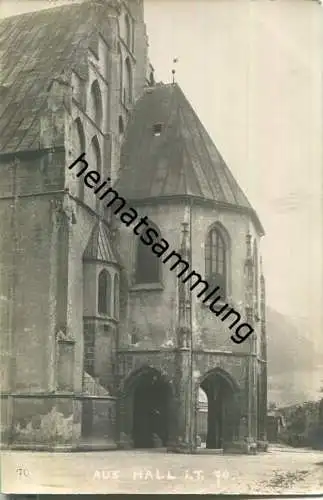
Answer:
[
  {"xmin": 168, "ymin": 221, "xmax": 194, "ymax": 453},
  {"xmin": 245, "ymin": 233, "xmax": 257, "ymax": 443},
  {"xmin": 258, "ymin": 259, "xmax": 268, "ymax": 443}
]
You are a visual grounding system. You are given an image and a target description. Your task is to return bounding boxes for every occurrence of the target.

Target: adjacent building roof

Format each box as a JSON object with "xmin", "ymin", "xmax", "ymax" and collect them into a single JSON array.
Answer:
[
  {"xmin": 117, "ymin": 83, "xmax": 264, "ymax": 234},
  {"xmin": 0, "ymin": 1, "xmax": 110, "ymax": 153}
]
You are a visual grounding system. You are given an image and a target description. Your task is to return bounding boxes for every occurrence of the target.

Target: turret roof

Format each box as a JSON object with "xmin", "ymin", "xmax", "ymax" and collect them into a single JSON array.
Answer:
[{"xmin": 117, "ymin": 83, "xmax": 264, "ymax": 234}]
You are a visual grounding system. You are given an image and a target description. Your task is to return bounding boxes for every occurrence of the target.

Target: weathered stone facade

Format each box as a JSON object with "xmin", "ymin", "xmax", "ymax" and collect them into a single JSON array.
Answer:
[{"xmin": 0, "ymin": 0, "xmax": 267, "ymax": 452}]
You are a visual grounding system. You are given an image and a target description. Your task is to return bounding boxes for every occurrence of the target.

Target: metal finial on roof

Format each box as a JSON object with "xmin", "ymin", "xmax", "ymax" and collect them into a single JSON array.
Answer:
[{"xmin": 172, "ymin": 58, "xmax": 179, "ymax": 84}]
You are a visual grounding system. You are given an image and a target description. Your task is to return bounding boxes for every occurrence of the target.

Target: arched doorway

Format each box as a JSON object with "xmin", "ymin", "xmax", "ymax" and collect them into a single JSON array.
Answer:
[
  {"xmin": 122, "ymin": 367, "xmax": 172, "ymax": 449},
  {"xmin": 196, "ymin": 387, "xmax": 208, "ymax": 448},
  {"xmin": 81, "ymin": 399, "xmax": 93, "ymax": 438},
  {"xmin": 198, "ymin": 369, "xmax": 239, "ymax": 449}
]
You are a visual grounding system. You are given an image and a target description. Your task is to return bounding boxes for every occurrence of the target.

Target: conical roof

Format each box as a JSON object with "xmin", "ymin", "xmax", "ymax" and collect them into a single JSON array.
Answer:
[
  {"xmin": 117, "ymin": 83, "xmax": 264, "ymax": 234},
  {"xmin": 83, "ymin": 221, "xmax": 118, "ymax": 265}
]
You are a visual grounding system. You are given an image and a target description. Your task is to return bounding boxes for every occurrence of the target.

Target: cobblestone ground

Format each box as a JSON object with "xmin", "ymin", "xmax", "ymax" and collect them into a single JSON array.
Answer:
[{"xmin": 2, "ymin": 445, "xmax": 323, "ymax": 494}]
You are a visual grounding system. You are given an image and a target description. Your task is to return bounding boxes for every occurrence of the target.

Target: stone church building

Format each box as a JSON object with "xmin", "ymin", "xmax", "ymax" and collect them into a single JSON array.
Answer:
[{"xmin": 0, "ymin": 0, "xmax": 267, "ymax": 452}]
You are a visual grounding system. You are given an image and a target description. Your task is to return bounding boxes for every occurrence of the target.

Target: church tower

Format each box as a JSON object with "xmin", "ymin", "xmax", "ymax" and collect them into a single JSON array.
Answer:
[
  {"xmin": 114, "ymin": 82, "xmax": 266, "ymax": 452},
  {"xmin": 0, "ymin": 0, "xmax": 152, "ymax": 450}
]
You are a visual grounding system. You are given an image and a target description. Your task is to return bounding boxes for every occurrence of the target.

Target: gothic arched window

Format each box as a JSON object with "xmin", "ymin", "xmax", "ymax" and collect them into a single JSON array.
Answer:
[
  {"xmin": 124, "ymin": 57, "xmax": 133, "ymax": 106},
  {"xmin": 83, "ymin": 135, "xmax": 102, "ymax": 210},
  {"xmin": 118, "ymin": 43, "xmax": 123, "ymax": 98},
  {"xmin": 125, "ymin": 14, "xmax": 131, "ymax": 48},
  {"xmin": 73, "ymin": 118, "xmax": 85, "ymax": 199},
  {"xmin": 91, "ymin": 135, "xmax": 101, "ymax": 173},
  {"xmin": 73, "ymin": 118, "xmax": 85, "ymax": 155},
  {"xmin": 205, "ymin": 225, "xmax": 228, "ymax": 298},
  {"xmin": 135, "ymin": 224, "xmax": 161, "ymax": 284},
  {"xmin": 114, "ymin": 273, "xmax": 119, "ymax": 319},
  {"xmin": 98, "ymin": 269, "xmax": 112, "ymax": 315},
  {"xmin": 90, "ymin": 80, "xmax": 103, "ymax": 128},
  {"xmin": 119, "ymin": 115, "xmax": 124, "ymax": 135}
]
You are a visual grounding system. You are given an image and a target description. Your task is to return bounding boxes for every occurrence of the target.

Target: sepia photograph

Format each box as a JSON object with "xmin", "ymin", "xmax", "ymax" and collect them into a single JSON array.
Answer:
[{"xmin": 0, "ymin": 0, "xmax": 323, "ymax": 495}]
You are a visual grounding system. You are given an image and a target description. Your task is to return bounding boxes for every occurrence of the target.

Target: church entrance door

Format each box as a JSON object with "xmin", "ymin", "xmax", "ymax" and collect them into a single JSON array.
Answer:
[
  {"xmin": 199, "ymin": 369, "xmax": 238, "ymax": 449},
  {"xmin": 131, "ymin": 368, "xmax": 171, "ymax": 448},
  {"xmin": 81, "ymin": 399, "xmax": 93, "ymax": 438}
]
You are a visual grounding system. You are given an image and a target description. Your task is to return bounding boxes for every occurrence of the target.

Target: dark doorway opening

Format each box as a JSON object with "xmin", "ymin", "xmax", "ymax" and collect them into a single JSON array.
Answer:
[
  {"xmin": 81, "ymin": 399, "xmax": 93, "ymax": 438},
  {"xmin": 132, "ymin": 370, "xmax": 171, "ymax": 448},
  {"xmin": 200, "ymin": 370, "xmax": 237, "ymax": 449}
]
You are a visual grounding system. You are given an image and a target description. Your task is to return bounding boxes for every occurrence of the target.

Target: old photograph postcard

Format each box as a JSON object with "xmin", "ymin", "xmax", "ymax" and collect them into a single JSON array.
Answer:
[{"xmin": 0, "ymin": 0, "xmax": 323, "ymax": 495}]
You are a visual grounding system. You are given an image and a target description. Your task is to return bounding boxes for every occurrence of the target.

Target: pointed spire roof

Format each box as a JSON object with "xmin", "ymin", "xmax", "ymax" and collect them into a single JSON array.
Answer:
[
  {"xmin": 117, "ymin": 83, "xmax": 264, "ymax": 235},
  {"xmin": 83, "ymin": 221, "xmax": 118, "ymax": 264}
]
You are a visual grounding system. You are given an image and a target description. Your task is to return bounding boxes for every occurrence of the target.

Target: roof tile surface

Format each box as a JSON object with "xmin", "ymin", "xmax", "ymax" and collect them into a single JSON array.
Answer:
[
  {"xmin": 117, "ymin": 83, "xmax": 262, "ymax": 230},
  {"xmin": 0, "ymin": 2, "xmax": 103, "ymax": 153}
]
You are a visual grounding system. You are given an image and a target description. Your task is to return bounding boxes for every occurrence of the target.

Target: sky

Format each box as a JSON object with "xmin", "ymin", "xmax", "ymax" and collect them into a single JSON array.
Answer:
[{"xmin": 1, "ymin": 0, "xmax": 322, "ymax": 346}]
